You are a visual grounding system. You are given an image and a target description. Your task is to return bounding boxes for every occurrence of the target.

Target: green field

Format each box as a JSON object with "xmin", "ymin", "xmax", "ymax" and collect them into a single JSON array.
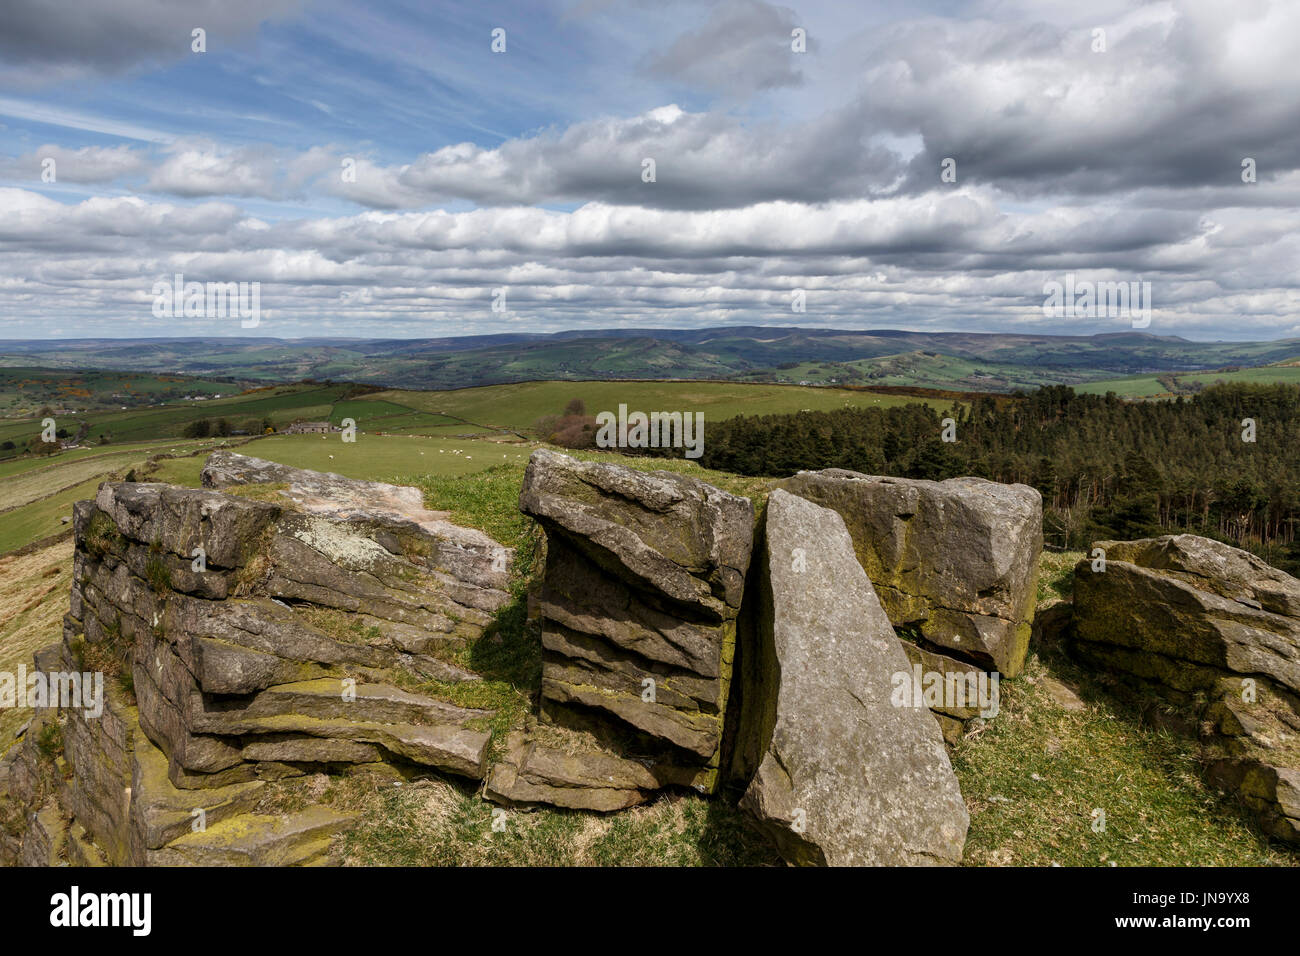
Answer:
[
  {"xmin": 0, "ymin": 382, "xmax": 514, "ymax": 456},
  {"xmin": 377, "ymin": 380, "xmax": 956, "ymax": 432},
  {"xmin": 145, "ymin": 433, "xmax": 534, "ymax": 488},
  {"xmin": 325, "ymin": 399, "xmax": 481, "ymax": 436},
  {"xmin": 0, "ymin": 439, "xmax": 235, "ymax": 553},
  {"xmin": 1076, "ymin": 365, "xmax": 1300, "ymax": 398},
  {"xmin": 0, "ymin": 431, "xmax": 540, "ymax": 555},
  {"xmin": 746, "ymin": 351, "xmax": 1102, "ymax": 392},
  {"xmin": 0, "ymin": 367, "xmax": 241, "ymax": 419},
  {"xmin": 0, "ymin": 376, "xmax": 968, "ymax": 555},
  {"xmin": 0, "ymin": 443, "xmax": 176, "ymax": 480},
  {"xmin": 0, "ymin": 441, "xmax": 221, "ymax": 512},
  {"xmin": 0, "ymin": 477, "xmax": 106, "ymax": 554},
  {"xmin": 0, "ymin": 384, "xmax": 346, "ymax": 449}
]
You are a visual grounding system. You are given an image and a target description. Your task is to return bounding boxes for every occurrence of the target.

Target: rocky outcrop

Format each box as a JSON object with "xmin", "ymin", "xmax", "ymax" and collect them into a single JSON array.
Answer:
[
  {"xmin": 202, "ymin": 451, "xmax": 510, "ymax": 600},
  {"xmin": 733, "ymin": 490, "xmax": 969, "ymax": 865},
  {"xmin": 780, "ymin": 470, "xmax": 1042, "ymax": 677},
  {"xmin": 0, "ymin": 446, "xmax": 1043, "ymax": 866},
  {"xmin": 502, "ymin": 449, "xmax": 754, "ymax": 802},
  {"xmin": 1072, "ymin": 534, "xmax": 1300, "ymax": 843},
  {"xmin": 0, "ymin": 453, "xmax": 516, "ymax": 866}
]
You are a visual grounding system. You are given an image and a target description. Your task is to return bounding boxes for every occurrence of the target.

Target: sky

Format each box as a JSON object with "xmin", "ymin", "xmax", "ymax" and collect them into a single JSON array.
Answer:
[{"xmin": 0, "ymin": 0, "xmax": 1298, "ymax": 342}]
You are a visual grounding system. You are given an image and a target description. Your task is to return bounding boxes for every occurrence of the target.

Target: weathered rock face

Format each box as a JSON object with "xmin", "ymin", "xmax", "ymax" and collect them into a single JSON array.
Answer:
[
  {"xmin": 79, "ymin": 471, "xmax": 507, "ymax": 788},
  {"xmin": 1072, "ymin": 534, "xmax": 1300, "ymax": 842},
  {"xmin": 1, "ymin": 453, "xmax": 517, "ymax": 866},
  {"xmin": 485, "ymin": 730, "xmax": 663, "ymax": 812},
  {"xmin": 512, "ymin": 449, "xmax": 754, "ymax": 796},
  {"xmin": 779, "ymin": 470, "xmax": 1042, "ymax": 677},
  {"xmin": 202, "ymin": 451, "xmax": 510, "ymax": 598},
  {"xmin": 735, "ymin": 490, "xmax": 969, "ymax": 866}
]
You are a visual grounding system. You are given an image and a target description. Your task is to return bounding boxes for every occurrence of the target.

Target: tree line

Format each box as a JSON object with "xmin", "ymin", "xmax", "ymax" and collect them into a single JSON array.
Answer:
[{"xmin": 633, "ymin": 383, "xmax": 1300, "ymax": 572}]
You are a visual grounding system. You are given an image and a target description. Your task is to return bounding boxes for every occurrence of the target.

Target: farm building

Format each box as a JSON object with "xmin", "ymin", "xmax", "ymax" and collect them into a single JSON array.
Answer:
[{"xmin": 285, "ymin": 421, "xmax": 337, "ymax": 434}]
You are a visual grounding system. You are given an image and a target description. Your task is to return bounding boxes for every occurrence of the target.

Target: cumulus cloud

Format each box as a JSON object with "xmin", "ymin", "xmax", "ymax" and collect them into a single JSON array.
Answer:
[
  {"xmin": 323, "ymin": 104, "xmax": 901, "ymax": 209},
  {"xmin": 145, "ymin": 141, "xmax": 280, "ymax": 199},
  {"xmin": 0, "ymin": 144, "xmax": 146, "ymax": 184},
  {"xmin": 858, "ymin": 0, "xmax": 1300, "ymax": 194},
  {"xmin": 3, "ymin": 0, "xmax": 1299, "ymax": 341},
  {"xmin": 3, "ymin": 183, "xmax": 1298, "ymax": 339}
]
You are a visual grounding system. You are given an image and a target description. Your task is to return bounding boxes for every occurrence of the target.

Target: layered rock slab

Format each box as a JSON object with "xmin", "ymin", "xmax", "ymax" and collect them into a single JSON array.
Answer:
[
  {"xmin": 780, "ymin": 470, "xmax": 1042, "ymax": 676},
  {"xmin": 62, "ymin": 457, "xmax": 512, "ymax": 793},
  {"xmin": 735, "ymin": 489, "xmax": 969, "ymax": 866},
  {"xmin": 1072, "ymin": 534, "xmax": 1300, "ymax": 843},
  {"xmin": 517, "ymin": 449, "xmax": 754, "ymax": 792},
  {"xmin": 147, "ymin": 806, "xmax": 357, "ymax": 866},
  {"xmin": 4, "ymin": 453, "xmax": 523, "ymax": 865},
  {"xmin": 484, "ymin": 730, "xmax": 663, "ymax": 812}
]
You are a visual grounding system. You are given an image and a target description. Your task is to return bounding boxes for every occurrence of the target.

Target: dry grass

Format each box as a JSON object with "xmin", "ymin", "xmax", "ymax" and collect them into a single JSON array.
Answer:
[
  {"xmin": 337, "ymin": 775, "xmax": 780, "ymax": 867},
  {"xmin": 0, "ymin": 539, "xmax": 73, "ymax": 749}
]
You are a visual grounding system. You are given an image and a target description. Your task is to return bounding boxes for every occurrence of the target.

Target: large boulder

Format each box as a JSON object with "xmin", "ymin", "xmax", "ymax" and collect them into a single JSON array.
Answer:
[
  {"xmin": 1072, "ymin": 534, "xmax": 1300, "ymax": 843},
  {"xmin": 4, "ymin": 453, "xmax": 527, "ymax": 867},
  {"xmin": 734, "ymin": 489, "xmax": 969, "ymax": 866},
  {"xmin": 779, "ymin": 470, "xmax": 1042, "ymax": 676},
  {"xmin": 516, "ymin": 449, "xmax": 754, "ymax": 792},
  {"xmin": 1073, "ymin": 535, "xmax": 1300, "ymax": 699}
]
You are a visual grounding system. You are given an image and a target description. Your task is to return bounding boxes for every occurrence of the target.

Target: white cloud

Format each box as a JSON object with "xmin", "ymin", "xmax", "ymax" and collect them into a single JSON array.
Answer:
[{"xmin": 0, "ymin": 144, "xmax": 147, "ymax": 184}]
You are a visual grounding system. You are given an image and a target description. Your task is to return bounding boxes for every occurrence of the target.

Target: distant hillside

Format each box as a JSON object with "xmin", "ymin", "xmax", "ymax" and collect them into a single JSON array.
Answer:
[{"xmin": 3, "ymin": 328, "xmax": 1300, "ymax": 392}]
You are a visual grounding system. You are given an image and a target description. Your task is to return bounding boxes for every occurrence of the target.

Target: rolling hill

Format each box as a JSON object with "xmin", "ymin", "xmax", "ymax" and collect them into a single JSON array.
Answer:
[{"xmin": 5, "ymin": 328, "xmax": 1300, "ymax": 392}]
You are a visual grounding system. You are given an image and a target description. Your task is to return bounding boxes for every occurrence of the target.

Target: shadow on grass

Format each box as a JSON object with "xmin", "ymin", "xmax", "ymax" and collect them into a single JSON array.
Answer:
[{"xmin": 466, "ymin": 593, "xmax": 542, "ymax": 695}]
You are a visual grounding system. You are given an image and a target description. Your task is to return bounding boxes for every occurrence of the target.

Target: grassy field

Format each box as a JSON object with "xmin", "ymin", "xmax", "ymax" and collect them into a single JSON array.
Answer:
[
  {"xmin": 0, "ymin": 383, "xmax": 351, "ymax": 449},
  {"xmin": 0, "ymin": 438, "xmax": 237, "ymax": 553},
  {"xmin": 0, "ymin": 383, "xmax": 509, "ymax": 455},
  {"xmin": 750, "ymin": 351, "xmax": 1100, "ymax": 392},
  {"xmin": 0, "ymin": 440, "xmax": 220, "ymax": 512},
  {"xmin": 1077, "ymin": 365, "xmax": 1300, "ymax": 398},
  {"xmin": 148, "ymin": 433, "xmax": 536, "ymax": 487},
  {"xmin": 0, "ymin": 476, "xmax": 119, "ymax": 555},
  {"xmin": 0, "ymin": 538, "xmax": 75, "ymax": 749},
  {"xmin": 0, "ymin": 432, "xmax": 538, "ymax": 555},
  {"xmin": 0, "ymin": 441, "xmax": 192, "ymax": 481},
  {"xmin": 377, "ymin": 379, "xmax": 957, "ymax": 432},
  {"xmin": 1, "ymin": 377, "xmax": 956, "ymax": 471},
  {"xmin": 0, "ymin": 367, "xmax": 240, "ymax": 419}
]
